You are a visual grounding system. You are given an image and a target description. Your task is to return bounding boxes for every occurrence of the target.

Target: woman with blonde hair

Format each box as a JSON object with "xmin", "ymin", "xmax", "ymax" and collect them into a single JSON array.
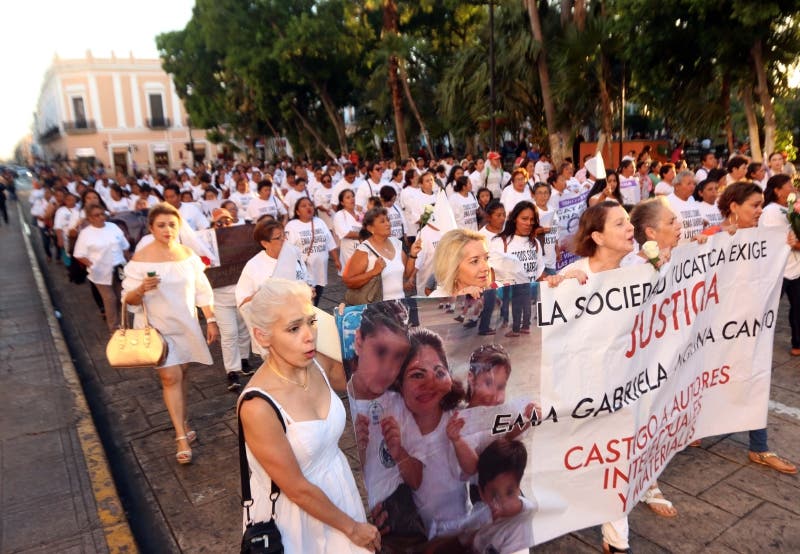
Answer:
[
  {"xmin": 122, "ymin": 203, "xmax": 218, "ymax": 465},
  {"xmin": 430, "ymin": 229, "xmax": 491, "ymax": 298},
  {"xmin": 238, "ymin": 279, "xmax": 379, "ymax": 552}
]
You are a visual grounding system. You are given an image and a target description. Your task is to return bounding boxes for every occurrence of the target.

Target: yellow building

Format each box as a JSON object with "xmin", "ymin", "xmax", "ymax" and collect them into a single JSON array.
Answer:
[{"xmin": 34, "ymin": 51, "xmax": 217, "ymax": 174}]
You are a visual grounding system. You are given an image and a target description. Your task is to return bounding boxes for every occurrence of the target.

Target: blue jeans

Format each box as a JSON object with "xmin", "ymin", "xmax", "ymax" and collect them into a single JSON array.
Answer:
[
  {"xmin": 749, "ymin": 428, "xmax": 768, "ymax": 453},
  {"xmin": 511, "ymin": 283, "xmax": 532, "ymax": 332},
  {"xmin": 479, "ymin": 288, "xmax": 496, "ymax": 333}
]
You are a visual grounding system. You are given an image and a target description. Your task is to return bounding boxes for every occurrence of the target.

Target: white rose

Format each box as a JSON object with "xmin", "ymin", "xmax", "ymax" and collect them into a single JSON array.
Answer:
[
  {"xmin": 788, "ymin": 192, "xmax": 797, "ymax": 205},
  {"xmin": 641, "ymin": 240, "xmax": 660, "ymax": 260}
]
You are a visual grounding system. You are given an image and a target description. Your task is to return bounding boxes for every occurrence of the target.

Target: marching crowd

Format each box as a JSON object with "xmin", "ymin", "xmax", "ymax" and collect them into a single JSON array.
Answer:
[{"xmin": 22, "ymin": 143, "xmax": 799, "ymax": 553}]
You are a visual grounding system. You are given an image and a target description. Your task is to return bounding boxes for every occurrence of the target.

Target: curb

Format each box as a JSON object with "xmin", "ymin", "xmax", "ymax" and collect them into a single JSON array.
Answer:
[{"xmin": 16, "ymin": 202, "xmax": 139, "ymax": 553}]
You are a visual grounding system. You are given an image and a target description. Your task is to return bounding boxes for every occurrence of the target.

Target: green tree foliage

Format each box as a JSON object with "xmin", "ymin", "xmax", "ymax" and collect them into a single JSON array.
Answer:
[{"xmin": 157, "ymin": 0, "xmax": 800, "ymax": 161}]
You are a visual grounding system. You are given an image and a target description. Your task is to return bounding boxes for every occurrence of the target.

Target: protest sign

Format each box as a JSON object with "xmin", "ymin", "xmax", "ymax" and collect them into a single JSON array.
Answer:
[
  {"xmin": 196, "ymin": 224, "xmax": 261, "ymax": 288},
  {"xmin": 336, "ymin": 226, "xmax": 787, "ymax": 552},
  {"xmin": 556, "ymin": 191, "xmax": 589, "ymax": 270}
]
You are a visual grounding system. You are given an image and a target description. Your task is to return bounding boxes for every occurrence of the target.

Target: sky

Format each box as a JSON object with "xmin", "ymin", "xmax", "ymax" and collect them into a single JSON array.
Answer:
[{"xmin": 0, "ymin": 0, "xmax": 195, "ymax": 160}]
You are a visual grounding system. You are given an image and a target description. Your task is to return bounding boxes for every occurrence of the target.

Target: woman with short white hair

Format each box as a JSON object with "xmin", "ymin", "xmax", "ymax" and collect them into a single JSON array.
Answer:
[{"xmin": 238, "ymin": 279, "xmax": 379, "ymax": 553}]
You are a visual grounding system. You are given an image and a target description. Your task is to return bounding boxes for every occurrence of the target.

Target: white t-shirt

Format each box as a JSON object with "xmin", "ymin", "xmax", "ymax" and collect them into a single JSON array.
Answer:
[
  {"xmin": 54, "ymin": 206, "xmax": 81, "ymax": 234},
  {"xmin": 355, "ymin": 179, "xmax": 382, "ymax": 210},
  {"xmin": 534, "ymin": 160, "xmax": 552, "ymax": 184},
  {"xmin": 234, "ymin": 247, "xmax": 310, "ymax": 307},
  {"xmin": 654, "ymin": 181, "xmax": 674, "ymax": 196},
  {"xmin": 697, "ymin": 200, "xmax": 723, "ymax": 228},
  {"xmin": 536, "ymin": 205, "xmax": 558, "ymax": 270},
  {"xmin": 178, "ymin": 202, "xmax": 210, "ymax": 231},
  {"xmin": 547, "ymin": 188, "xmax": 563, "ymax": 212},
  {"xmin": 285, "ymin": 217, "xmax": 337, "ymax": 286},
  {"xmin": 471, "ymin": 497, "xmax": 537, "ymax": 554},
  {"xmin": 330, "ymin": 179, "xmax": 357, "ymax": 208},
  {"xmin": 619, "ymin": 176, "xmax": 641, "ymax": 205},
  {"xmin": 386, "ymin": 204, "xmax": 406, "ymax": 241},
  {"xmin": 401, "ymin": 412, "xmax": 470, "ymax": 534},
  {"xmin": 415, "ymin": 224, "xmax": 443, "ymax": 293},
  {"xmin": 760, "ymin": 202, "xmax": 800, "ymax": 280},
  {"xmin": 488, "ymin": 235, "xmax": 544, "ymax": 284},
  {"xmin": 666, "ymin": 193, "xmax": 704, "ymax": 244},
  {"xmin": 347, "ymin": 391, "xmax": 416, "ymax": 509},
  {"xmin": 72, "ymin": 223, "xmax": 130, "ymax": 285},
  {"xmin": 449, "ymin": 192, "xmax": 479, "ymax": 231},
  {"xmin": 283, "ymin": 188, "xmax": 313, "ymax": 214},
  {"xmin": 405, "ymin": 189, "xmax": 436, "ymax": 237},
  {"xmin": 483, "ymin": 167, "xmax": 506, "ymax": 198},
  {"xmin": 106, "ymin": 196, "xmax": 132, "ymax": 214},
  {"xmin": 246, "ymin": 196, "xmax": 286, "ymax": 222},
  {"xmin": 332, "ymin": 210, "xmax": 362, "ymax": 270},
  {"xmin": 228, "ymin": 190, "xmax": 256, "ymax": 213},
  {"xmin": 500, "ymin": 187, "xmax": 532, "ymax": 214}
]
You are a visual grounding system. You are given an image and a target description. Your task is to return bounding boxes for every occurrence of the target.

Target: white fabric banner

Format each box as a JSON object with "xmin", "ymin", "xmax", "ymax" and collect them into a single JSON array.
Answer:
[
  {"xmin": 533, "ymin": 226, "xmax": 787, "ymax": 542},
  {"xmin": 337, "ymin": 227, "xmax": 788, "ymax": 552}
]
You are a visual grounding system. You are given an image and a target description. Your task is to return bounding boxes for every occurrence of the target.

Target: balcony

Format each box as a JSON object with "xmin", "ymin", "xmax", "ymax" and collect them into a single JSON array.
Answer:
[
  {"xmin": 63, "ymin": 119, "xmax": 97, "ymax": 134},
  {"xmin": 146, "ymin": 117, "xmax": 172, "ymax": 129},
  {"xmin": 38, "ymin": 125, "xmax": 61, "ymax": 143}
]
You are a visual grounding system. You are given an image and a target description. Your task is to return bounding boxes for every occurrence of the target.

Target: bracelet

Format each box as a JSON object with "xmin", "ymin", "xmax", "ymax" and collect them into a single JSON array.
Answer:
[
  {"xmin": 206, "ymin": 317, "xmax": 217, "ymax": 323},
  {"xmin": 408, "ymin": 255, "xmax": 417, "ymax": 259}
]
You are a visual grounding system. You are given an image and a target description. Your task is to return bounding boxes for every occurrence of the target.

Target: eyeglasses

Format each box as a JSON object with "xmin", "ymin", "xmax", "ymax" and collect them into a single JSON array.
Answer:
[
  {"xmin": 215, "ymin": 218, "xmax": 233, "ymax": 227},
  {"xmin": 269, "ymin": 233, "xmax": 287, "ymax": 241}
]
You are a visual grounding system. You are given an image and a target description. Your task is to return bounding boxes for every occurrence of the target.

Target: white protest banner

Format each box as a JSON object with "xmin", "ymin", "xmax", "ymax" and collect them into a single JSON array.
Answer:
[
  {"xmin": 533, "ymin": 226, "xmax": 788, "ymax": 542},
  {"xmin": 556, "ymin": 190, "xmax": 589, "ymax": 270},
  {"xmin": 336, "ymin": 227, "xmax": 787, "ymax": 552}
]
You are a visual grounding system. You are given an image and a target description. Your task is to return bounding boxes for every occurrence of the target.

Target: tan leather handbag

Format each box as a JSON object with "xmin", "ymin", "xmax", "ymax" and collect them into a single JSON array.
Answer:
[{"xmin": 106, "ymin": 299, "xmax": 168, "ymax": 368}]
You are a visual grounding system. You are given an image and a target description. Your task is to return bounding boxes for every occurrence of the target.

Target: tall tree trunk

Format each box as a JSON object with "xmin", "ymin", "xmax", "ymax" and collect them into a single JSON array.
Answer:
[
  {"xmin": 525, "ymin": 0, "xmax": 566, "ymax": 165},
  {"xmin": 596, "ymin": 52, "xmax": 614, "ymax": 160},
  {"xmin": 290, "ymin": 105, "xmax": 337, "ymax": 160},
  {"xmin": 574, "ymin": 0, "xmax": 586, "ymax": 32},
  {"xmin": 313, "ymin": 82, "xmax": 349, "ymax": 155},
  {"xmin": 398, "ymin": 58, "xmax": 434, "ymax": 159},
  {"xmin": 383, "ymin": 0, "xmax": 408, "ymax": 160},
  {"xmin": 751, "ymin": 38, "xmax": 776, "ymax": 160},
  {"xmin": 740, "ymin": 85, "xmax": 762, "ymax": 163},
  {"xmin": 560, "ymin": 0, "xmax": 571, "ymax": 27},
  {"xmin": 721, "ymin": 71, "xmax": 734, "ymax": 155}
]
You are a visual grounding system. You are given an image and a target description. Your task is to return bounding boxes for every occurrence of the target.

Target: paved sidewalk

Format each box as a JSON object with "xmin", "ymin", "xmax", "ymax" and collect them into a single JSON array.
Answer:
[
  {"xmin": 25, "ymin": 200, "xmax": 800, "ymax": 552},
  {"xmin": 0, "ymin": 200, "xmax": 135, "ymax": 553}
]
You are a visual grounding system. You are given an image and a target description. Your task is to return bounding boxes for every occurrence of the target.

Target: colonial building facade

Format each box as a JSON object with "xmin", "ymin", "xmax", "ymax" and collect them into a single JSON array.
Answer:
[{"xmin": 34, "ymin": 51, "xmax": 217, "ymax": 174}]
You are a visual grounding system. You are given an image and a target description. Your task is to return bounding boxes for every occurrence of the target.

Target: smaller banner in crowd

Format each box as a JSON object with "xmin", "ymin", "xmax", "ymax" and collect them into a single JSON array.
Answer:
[
  {"xmin": 555, "ymin": 190, "xmax": 589, "ymax": 270},
  {"xmin": 336, "ymin": 226, "xmax": 788, "ymax": 552},
  {"xmin": 196, "ymin": 224, "xmax": 261, "ymax": 288}
]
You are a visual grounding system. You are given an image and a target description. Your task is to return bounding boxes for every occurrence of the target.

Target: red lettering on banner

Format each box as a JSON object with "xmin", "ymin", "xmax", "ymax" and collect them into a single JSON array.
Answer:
[{"xmin": 625, "ymin": 273, "xmax": 720, "ymax": 358}]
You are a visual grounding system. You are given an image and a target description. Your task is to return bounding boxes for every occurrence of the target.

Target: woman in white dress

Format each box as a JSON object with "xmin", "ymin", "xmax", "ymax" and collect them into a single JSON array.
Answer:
[
  {"xmin": 285, "ymin": 197, "xmax": 340, "ymax": 305},
  {"xmin": 342, "ymin": 207, "xmax": 420, "ymax": 301},
  {"xmin": 122, "ymin": 203, "xmax": 219, "ymax": 465},
  {"xmin": 238, "ymin": 279, "xmax": 380, "ymax": 553},
  {"xmin": 332, "ymin": 189, "xmax": 362, "ymax": 272}
]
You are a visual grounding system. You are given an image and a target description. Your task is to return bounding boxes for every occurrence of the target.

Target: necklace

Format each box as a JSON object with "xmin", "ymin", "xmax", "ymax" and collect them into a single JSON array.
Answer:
[{"xmin": 270, "ymin": 362, "xmax": 309, "ymax": 390}]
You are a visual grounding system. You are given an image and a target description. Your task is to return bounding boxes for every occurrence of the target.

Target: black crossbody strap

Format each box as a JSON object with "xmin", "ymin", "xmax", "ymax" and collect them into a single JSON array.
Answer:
[{"xmin": 238, "ymin": 390, "xmax": 286, "ymax": 523}]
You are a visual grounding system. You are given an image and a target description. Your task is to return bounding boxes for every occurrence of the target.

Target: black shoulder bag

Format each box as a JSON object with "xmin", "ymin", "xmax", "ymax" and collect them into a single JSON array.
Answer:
[{"xmin": 239, "ymin": 390, "xmax": 286, "ymax": 554}]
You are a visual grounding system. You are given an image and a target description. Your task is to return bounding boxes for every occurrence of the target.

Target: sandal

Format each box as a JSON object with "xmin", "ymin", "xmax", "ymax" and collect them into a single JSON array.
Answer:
[
  {"xmin": 505, "ymin": 331, "xmax": 520, "ymax": 338},
  {"xmin": 748, "ymin": 451, "xmax": 798, "ymax": 474},
  {"xmin": 641, "ymin": 486, "xmax": 677, "ymax": 517},
  {"xmin": 602, "ymin": 541, "xmax": 632, "ymax": 553},
  {"xmin": 175, "ymin": 436, "xmax": 193, "ymax": 465},
  {"xmin": 184, "ymin": 421, "xmax": 197, "ymax": 444}
]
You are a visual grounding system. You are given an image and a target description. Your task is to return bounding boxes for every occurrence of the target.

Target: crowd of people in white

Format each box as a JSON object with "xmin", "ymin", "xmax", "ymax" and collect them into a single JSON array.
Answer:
[{"xmin": 24, "ymin": 143, "xmax": 799, "ymax": 553}]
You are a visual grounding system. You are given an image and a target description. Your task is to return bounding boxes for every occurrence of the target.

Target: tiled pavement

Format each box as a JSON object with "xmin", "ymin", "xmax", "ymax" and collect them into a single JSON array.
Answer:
[{"xmin": 10, "ymin": 192, "xmax": 800, "ymax": 552}]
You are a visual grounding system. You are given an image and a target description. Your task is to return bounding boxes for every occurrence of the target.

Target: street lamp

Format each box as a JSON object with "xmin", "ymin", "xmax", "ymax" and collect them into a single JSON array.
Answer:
[{"xmin": 489, "ymin": 0, "xmax": 496, "ymax": 152}]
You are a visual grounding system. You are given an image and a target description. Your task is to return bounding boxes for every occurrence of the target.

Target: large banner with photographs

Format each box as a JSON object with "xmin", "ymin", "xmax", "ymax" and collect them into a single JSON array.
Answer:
[{"xmin": 336, "ymin": 227, "xmax": 787, "ymax": 552}]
